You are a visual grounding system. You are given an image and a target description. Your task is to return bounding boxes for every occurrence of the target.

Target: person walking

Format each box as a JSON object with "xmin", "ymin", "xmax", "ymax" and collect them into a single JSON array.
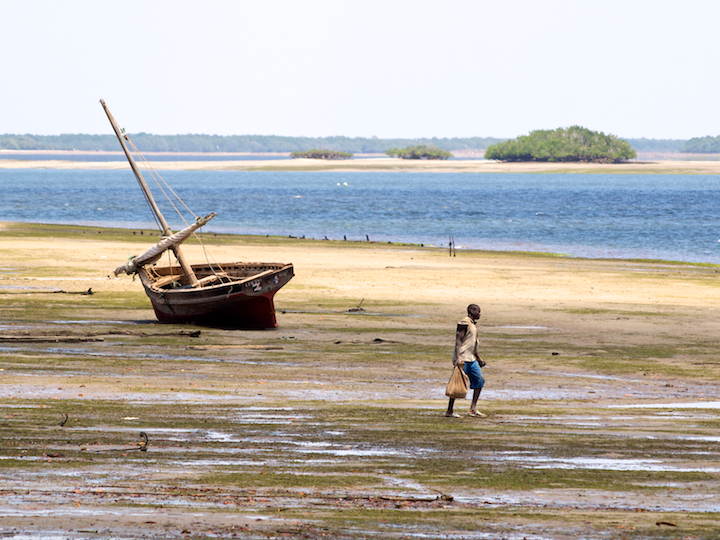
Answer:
[{"xmin": 446, "ymin": 304, "xmax": 487, "ymax": 418}]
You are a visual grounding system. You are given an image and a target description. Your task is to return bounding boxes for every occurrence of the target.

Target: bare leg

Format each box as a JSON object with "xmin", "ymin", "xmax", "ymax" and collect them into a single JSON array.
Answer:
[
  {"xmin": 445, "ymin": 398, "xmax": 456, "ymax": 416},
  {"xmin": 468, "ymin": 388, "xmax": 481, "ymax": 414}
]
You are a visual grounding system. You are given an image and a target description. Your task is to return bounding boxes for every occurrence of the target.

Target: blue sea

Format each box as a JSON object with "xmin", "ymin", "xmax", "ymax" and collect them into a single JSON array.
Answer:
[{"xmin": 2, "ymin": 168, "xmax": 719, "ymax": 264}]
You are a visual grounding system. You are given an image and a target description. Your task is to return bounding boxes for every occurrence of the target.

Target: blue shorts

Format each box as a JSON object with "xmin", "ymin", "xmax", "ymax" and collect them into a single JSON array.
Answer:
[{"xmin": 463, "ymin": 360, "xmax": 485, "ymax": 390}]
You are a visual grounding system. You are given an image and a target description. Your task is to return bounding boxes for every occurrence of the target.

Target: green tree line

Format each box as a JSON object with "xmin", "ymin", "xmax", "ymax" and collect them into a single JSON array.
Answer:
[
  {"xmin": 625, "ymin": 138, "xmax": 685, "ymax": 152},
  {"xmin": 485, "ymin": 126, "xmax": 636, "ymax": 163},
  {"xmin": 0, "ymin": 134, "xmax": 506, "ymax": 153},
  {"xmin": 1, "ymin": 132, "xmax": 707, "ymax": 154},
  {"xmin": 290, "ymin": 149, "xmax": 353, "ymax": 159},
  {"xmin": 386, "ymin": 145, "xmax": 453, "ymax": 160},
  {"xmin": 680, "ymin": 136, "xmax": 720, "ymax": 153}
]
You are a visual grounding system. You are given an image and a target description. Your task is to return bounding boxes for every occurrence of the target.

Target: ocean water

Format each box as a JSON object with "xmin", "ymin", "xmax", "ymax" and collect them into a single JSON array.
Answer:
[{"xmin": 2, "ymin": 169, "xmax": 719, "ymax": 263}]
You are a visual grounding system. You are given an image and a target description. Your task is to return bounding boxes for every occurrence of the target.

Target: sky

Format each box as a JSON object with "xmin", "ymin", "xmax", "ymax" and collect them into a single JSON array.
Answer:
[{"xmin": 1, "ymin": 0, "xmax": 718, "ymax": 140}]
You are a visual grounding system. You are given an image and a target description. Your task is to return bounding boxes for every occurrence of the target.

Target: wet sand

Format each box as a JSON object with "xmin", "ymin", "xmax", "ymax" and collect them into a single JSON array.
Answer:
[
  {"xmin": 1, "ymin": 223, "xmax": 720, "ymax": 538},
  {"xmin": 1, "ymin": 156, "xmax": 719, "ymax": 174}
]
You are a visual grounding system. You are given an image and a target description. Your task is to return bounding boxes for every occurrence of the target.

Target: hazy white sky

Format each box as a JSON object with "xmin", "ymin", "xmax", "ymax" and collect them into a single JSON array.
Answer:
[{"xmin": 1, "ymin": 0, "xmax": 718, "ymax": 139}]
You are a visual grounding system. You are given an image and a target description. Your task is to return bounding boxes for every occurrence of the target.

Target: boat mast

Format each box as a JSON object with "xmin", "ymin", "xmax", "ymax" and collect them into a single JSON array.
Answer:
[{"xmin": 100, "ymin": 99, "xmax": 199, "ymax": 286}]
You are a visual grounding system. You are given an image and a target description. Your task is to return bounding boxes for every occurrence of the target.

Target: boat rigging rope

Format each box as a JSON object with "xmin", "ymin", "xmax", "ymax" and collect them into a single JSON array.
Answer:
[
  {"xmin": 125, "ymin": 137, "xmax": 196, "ymax": 226},
  {"xmin": 128, "ymin": 159, "xmax": 163, "ymax": 234},
  {"xmin": 125, "ymin": 135, "xmax": 229, "ymax": 280},
  {"xmin": 195, "ymin": 228, "xmax": 230, "ymax": 283}
]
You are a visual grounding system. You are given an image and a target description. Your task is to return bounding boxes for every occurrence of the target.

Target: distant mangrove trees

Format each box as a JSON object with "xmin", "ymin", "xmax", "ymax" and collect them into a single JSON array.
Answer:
[
  {"xmin": 290, "ymin": 149, "xmax": 353, "ymax": 159},
  {"xmin": 484, "ymin": 126, "xmax": 636, "ymax": 163},
  {"xmin": 385, "ymin": 145, "xmax": 453, "ymax": 160},
  {"xmin": 680, "ymin": 136, "xmax": 720, "ymax": 153},
  {"xmin": 0, "ymin": 134, "xmax": 504, "ymax": 154},
  {"xmin": 1, "ymin": 132, "xmax": 704, "ymax": 155}
]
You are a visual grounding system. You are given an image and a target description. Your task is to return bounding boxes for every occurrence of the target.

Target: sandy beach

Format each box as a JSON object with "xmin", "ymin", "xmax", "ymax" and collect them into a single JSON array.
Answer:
[
  {"xmin": 1, "ymin": 223, "xmax": 720, "ymax": 538},
  {"xmin": 1, "ymin": 156, "xmax": 720, "ymax": 174}
]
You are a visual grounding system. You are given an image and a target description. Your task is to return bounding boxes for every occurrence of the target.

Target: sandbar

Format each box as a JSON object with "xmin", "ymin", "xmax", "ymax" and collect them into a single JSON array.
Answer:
[{"xmin": 1, "ymin": 156, "xmax": 719, "ymax": 174}]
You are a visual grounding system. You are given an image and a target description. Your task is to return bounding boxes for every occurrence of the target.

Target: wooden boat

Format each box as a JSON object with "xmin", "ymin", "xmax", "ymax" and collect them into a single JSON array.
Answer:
[{"xmin": 100, "ymin": 99, "xmax": 293, "ymax": 328}]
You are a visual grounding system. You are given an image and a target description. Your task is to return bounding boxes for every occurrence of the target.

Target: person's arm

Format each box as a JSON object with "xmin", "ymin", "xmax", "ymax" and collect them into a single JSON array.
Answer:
[{"xmin": 454, "ymin": 324, "xmax": 468, "ymax": 366}]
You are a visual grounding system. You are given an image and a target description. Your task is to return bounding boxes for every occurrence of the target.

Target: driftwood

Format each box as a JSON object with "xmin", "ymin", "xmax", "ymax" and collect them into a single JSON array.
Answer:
[
  {"xmin": 0, "ymin": 288, "xmax": 94, "ymax": 295},
  {"xmin": 379, "ymin": 494, "xmax": 453, "ymax": 502},
  {"xmin": 0, "ymin": 330, "xmax": 201, "ymax": 343},
  {"xmin": 79, "ymin": 432, "xmax": 149, "ymax": 454},
  {"xmin": 186, "ymin": 344, "xmax": 283, "ymax": 350},
  {"xmin": 308, "ymin": 493, "xmax": 453, "ymax": 503},
  {"xmin": 42, "ymin": 433, "xmax": 149, "ymax": 457},
  {"xmin": 0, "ymin": 336, "xmax": 104, "ymax": 343},
  {"xmin": 334, "ymin": 338, "xmax": 403, "ymax": 345}
]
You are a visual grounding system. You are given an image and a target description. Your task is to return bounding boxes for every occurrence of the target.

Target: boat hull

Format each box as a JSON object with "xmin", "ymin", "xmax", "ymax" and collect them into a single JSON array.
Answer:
[{"xmin": 138, "ymin": 262, "xmax": 294, "ymax": 329}]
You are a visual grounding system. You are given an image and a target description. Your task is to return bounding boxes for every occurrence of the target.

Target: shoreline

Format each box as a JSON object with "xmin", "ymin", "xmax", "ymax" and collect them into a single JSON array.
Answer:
[
  {"xmin": 2, "ymin": 220, "xmax": 718, "ymax": 267},
  {"xmin": 3, "ymin": 220, "xmax": 718, "ymax": 308},
  {"xmin": 0, "ymin": 156, "xmax": 718, "ymax": 174}
]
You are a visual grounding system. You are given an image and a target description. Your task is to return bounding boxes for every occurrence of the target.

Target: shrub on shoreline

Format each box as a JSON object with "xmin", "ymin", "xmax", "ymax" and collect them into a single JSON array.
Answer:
[
  {"xmin": 385, "ymin": 144, "xmax": 453, "ymax": 160},
  {"xmin": 290, "ymin": 149, "xmax": 353, "ymax": 160},
  {"xmin": 485, "ymin": 126, "xmax": 636, "ymax": 163}
]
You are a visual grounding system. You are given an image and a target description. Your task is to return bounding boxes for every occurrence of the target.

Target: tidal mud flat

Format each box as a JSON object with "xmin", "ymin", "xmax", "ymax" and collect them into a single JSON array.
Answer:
[{"xmin": 1, "ymin": 223, "xmax": 720, "ymax": 539}]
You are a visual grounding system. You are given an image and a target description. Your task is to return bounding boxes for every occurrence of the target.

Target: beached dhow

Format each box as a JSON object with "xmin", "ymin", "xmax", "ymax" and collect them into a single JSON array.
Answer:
[{"xmin": 100, "ymin": 99, "xmax": 293, "ymax": 328}]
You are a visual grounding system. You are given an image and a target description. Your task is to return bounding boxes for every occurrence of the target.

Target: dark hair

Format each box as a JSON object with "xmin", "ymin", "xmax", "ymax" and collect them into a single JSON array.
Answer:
[{"xmin": 467, "ymin": 304, "xmax": 480, "ymax": 314}]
